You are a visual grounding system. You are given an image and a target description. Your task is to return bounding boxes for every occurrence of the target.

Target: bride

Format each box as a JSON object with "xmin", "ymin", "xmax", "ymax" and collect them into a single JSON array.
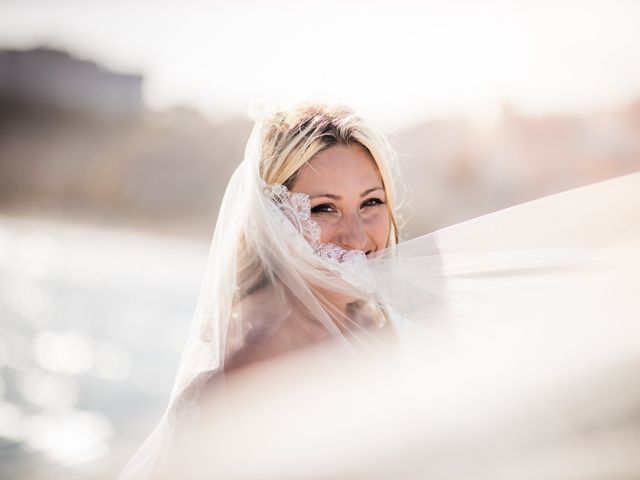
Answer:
[{"xmin": 119, "ymin": 102, "xmax": 640, "ymax": 479}]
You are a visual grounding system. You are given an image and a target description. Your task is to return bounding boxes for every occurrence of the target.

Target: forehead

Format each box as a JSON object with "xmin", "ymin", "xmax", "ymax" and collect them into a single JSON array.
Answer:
[{"xmin": 292, "ymin": 144, "xmax": 383, "ymax": 191}]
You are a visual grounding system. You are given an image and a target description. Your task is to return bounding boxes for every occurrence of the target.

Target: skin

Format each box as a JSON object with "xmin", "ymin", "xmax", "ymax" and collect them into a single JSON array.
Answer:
[{"xmin": 289, "ymin": 143, "xmax": 390, "ymax": 255}]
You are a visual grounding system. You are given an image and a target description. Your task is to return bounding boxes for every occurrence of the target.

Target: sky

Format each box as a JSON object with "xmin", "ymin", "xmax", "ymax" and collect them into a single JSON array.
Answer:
[{"xmin": 2, "ymin": 0, "xmax": 640, "ymax": 128}]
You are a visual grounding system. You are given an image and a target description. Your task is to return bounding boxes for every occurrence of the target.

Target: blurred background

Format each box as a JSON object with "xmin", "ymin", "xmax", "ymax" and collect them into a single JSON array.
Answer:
[{"xmin": 0, "ymin": 0, "xmax": 639, "ymax": 478}]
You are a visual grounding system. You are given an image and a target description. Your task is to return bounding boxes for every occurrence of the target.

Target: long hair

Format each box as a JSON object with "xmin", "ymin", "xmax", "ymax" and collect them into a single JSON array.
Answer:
[{"xmin": 229, "ymin": 103, "xmax": 400, "ymax": 363}]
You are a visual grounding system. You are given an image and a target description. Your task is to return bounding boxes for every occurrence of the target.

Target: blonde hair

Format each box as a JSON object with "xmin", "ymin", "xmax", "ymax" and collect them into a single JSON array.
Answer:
[
  {"xmin": 230, "ymin": 103, "xmax": 400, "ymax": 359},
  {"xmin": 259, "ymin": 102, "xmax": 400, "ymax": 245}
]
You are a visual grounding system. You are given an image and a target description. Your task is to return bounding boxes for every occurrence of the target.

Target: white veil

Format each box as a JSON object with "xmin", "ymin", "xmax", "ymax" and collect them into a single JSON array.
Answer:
[{"xmin": 118, "ymin": 113, "xmax": 640, "ymax": 480}]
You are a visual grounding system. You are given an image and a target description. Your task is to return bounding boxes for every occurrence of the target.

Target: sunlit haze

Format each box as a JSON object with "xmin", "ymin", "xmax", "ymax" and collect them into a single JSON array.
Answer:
[
  {"xmin": 2, "ymin": 3, "xmax": 640, "ymax": 479},
  {"xmin": 2, "ymin": 0, "xmax": 640, "ymax": 128}
]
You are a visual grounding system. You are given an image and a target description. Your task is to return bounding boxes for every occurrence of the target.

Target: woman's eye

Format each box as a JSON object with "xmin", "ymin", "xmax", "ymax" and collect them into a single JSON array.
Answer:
[
  {"xmin": 311, "ymin": 203, "xmax": 336, "ymax": 214},
  {"xmin": 361, "ymin": 198, "xmax": 385, "ymax": 208}
]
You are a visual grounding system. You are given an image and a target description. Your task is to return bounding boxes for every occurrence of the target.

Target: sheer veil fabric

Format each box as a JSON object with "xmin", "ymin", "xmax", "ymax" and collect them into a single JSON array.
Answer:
[{"xmin": 117, "ymin": 117, "xmax": 640, "ymax": 479}]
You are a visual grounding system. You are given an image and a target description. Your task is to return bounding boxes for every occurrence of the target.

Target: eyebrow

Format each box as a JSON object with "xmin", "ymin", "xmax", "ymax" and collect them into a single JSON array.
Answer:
[{"xmin": 309, "ymin": 186, "xmax": 384, "ymax": 200}]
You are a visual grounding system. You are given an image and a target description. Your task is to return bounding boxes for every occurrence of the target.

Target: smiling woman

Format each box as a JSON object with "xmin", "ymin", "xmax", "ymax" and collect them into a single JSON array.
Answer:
[
  {"xmin": 118, "ymin": 101, "xmax": 640, "ymax": 480},
  {"xmin": 117, "ymin": 102, "xmax": 404, "ymax": 480},
  {"xmin": 221, "ymin": 104, "xmax": 401, "ymax": 372}
]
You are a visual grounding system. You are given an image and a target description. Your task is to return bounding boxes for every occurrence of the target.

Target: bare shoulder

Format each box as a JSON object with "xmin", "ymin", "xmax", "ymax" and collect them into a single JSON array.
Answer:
[{"xmin": 224, "ymin": 283, "xmax": 334, "ymax": 373}]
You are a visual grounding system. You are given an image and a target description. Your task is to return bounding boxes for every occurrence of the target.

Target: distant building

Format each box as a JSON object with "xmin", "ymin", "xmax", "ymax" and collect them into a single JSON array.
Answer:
[{"xmin": 0, "ymin": 47, "xmax": 144, "ymax": 119}]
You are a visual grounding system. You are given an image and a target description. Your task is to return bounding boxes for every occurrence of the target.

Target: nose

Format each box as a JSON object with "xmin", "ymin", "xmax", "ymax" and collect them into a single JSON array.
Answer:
[{"xmin": 337, "ymin": 212, "xmax": 368, "ymax": 251}]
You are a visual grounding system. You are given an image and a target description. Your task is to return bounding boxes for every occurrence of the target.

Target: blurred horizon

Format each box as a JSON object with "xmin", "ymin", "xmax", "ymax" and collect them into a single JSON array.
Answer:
[
  {"xmin": 2, "ymin": 0, "xmax": 640, "ymax": 129},
  {"xmin": 1, "ymin": 43, "xmax": 639, "ymax": 240}
]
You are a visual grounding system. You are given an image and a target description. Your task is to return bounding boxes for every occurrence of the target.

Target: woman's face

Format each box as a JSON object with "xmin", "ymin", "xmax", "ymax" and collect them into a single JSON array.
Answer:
[{"xmin": 289, "ymin": 143, "xmax": 390, "ymax": 255}]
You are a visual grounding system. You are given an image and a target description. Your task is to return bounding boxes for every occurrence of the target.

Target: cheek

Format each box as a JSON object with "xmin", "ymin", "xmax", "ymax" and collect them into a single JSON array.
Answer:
[
  {"xmin": 367, "ymin": 211, "xmax": 391, "ymax": 246},
  {"xmin": 311, "ymin": 211, "xmax": 390, "ymax": 247},
  {"xmin": 314, "ymin": 218, "xmax": 339, "ymax": 245}
]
